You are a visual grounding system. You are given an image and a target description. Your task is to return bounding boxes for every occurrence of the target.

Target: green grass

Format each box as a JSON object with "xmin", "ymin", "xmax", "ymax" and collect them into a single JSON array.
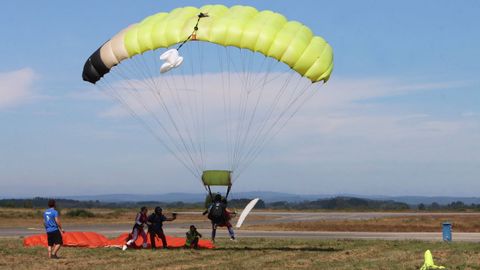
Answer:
[{"xmin": 1, "ymin": 237, "xmax": 479, "ymax": 269}]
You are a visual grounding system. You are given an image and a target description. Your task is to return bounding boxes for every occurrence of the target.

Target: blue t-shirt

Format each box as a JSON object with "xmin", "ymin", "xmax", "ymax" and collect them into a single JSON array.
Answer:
[{"xmin": 43, "ymin": 208, "xmax": 59, "ymax": 233}]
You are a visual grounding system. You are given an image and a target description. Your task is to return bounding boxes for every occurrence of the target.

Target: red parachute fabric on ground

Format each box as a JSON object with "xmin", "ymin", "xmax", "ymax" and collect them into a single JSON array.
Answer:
[
  {"xmin": 24, "ymin": 231, "xmax": 214, "ymax": 249},
  {"xmin": 109, "ymin": 233, "xmax": 214, "ymax": 249}
]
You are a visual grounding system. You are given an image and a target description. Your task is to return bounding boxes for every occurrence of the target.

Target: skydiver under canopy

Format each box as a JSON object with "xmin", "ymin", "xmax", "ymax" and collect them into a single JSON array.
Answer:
[{"xmin": 203, "ymin": 194, "xmax": 236, "ymax": 242}]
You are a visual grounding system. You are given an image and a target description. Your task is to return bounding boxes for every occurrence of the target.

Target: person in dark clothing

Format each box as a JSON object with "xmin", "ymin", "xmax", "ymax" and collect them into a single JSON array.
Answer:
[
  {"xmin": 147, "ymin": 207, "xmax": 176, "ymax": 249},
  {"xmin": 185, "ymin": 225, "xmax": 202, "ymax": 249},
  {"xmin": 203, "ymin": 194, "xmax": 235, "ymax": 242}
]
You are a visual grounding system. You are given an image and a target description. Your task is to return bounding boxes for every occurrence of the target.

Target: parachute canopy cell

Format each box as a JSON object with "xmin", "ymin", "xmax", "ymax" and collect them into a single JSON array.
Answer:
[{"xmin": 82, "ymin": 5, "xmax": 333, "ymax": 84}]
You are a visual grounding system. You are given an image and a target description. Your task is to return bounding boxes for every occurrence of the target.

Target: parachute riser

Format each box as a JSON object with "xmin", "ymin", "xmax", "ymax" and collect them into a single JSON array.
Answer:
[{"xmin": 205, "ymin": 184, "xmax": 232, "ymax": 200}]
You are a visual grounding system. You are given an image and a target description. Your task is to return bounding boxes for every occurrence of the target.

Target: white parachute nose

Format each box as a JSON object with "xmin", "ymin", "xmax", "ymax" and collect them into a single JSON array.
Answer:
[{"xmin": 160, "ymin": 49, "xmax": 184, "ymax": 73}]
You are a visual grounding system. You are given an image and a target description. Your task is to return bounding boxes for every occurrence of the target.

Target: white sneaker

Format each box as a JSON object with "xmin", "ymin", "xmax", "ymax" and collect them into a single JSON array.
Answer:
[
  {"xmin": 126, "ymin": 240, "xmax": 133, "ymax": 245},
  {"xmin": 142, "ymin": 243, "xmax": 148, "ymax": 248},
  {"xmin": 122, "ymin": 244, "xmax": 128, "ymax": 251}
]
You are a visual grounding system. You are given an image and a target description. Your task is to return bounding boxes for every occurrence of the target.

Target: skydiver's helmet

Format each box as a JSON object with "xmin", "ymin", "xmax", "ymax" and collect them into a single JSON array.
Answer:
[
  {"xmin": 214, "ymin": 194, "xmax": 222, "ymax": 202},
  {"xmin": 155, "ymin": 207, "xmax": 162, "ymax": 214}
]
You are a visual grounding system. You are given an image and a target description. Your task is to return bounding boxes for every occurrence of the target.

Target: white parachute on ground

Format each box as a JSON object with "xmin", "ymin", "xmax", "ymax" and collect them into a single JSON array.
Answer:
[{"xmin": 236, "ymin": 198, "xmax": 260, "ymax": 228}]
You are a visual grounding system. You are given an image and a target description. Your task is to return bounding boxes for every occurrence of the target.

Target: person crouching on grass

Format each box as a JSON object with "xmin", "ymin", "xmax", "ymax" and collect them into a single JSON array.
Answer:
[
  {"xmin": 123, "ymin": 206, "xmax": 148, "ymax": 250},
  {"xmin": 185, "ymin": 225, "xmax": 202, "ymax": 249},
  {"xmin": 147, "ymin": 207, "xmax": 177, "ymax": 250},
  {"xmin": 43, "ymin": 199, "xmax": 65, "ymax": 259}
]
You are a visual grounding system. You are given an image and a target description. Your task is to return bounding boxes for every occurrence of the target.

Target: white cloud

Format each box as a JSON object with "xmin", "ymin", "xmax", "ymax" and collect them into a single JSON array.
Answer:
[
  {"xmin": 0, "ymin": 68, "xmax": 38, "ymax": 109},
  {"xmin": 310, "ymin": 77, "xmax": 466, "ymax": 111},
  {"xmin": 252, "ymin": 77, "xmax": 480, "ymax": 168},
  {"xmin": 79, "ymin": 67, "xmax": 479, "ymax": 187}
]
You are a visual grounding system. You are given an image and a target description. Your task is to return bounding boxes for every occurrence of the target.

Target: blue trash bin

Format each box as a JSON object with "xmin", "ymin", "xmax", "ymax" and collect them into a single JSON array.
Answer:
[{"xmin": 442, "ymin": 222, "xmax": 452, "ymax": 242}]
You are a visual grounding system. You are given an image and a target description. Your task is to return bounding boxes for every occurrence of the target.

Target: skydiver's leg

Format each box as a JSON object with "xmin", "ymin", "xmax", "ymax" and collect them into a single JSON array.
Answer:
[
  {"xmin": 227, "ymin": 223, "xmax": 235, "ymax": 240},
  {"xmin": 47, "ymin": 246, "xmax": 52, "ymax": 258},
  {"xmin": 211, "ymin": 223, "xmax": 217, "ymax": 242},
  {"xmin": 158, "ymin": 228, "xmax": 168, "ymax": 248},
  {"xmin": 192, "ymin": 237, "xmax": 199, "ymax": 249},
  {"xmin": 140, "ymin": 229, "xmax": 148, "ymax": 248},
  {"xmin": 51, "ymin": 231, "xmax": 63, "ymax": 257},
  {"xmin": 127, "ymin": 228, "xmax": 139, "ymax": 245},
  {"xmin": 149, "ymin": 230, "xmax": 156, "ymax": 249},
  {"xmin": 52, "ymin": 244, "xmax": 62, "ymax": 256}
]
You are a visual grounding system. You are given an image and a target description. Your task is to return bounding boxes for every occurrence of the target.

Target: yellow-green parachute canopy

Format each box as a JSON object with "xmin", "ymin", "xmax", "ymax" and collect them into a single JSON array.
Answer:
[{"xmin": 82, "ymin": 5, "xmax": 333, "ymax": 84}]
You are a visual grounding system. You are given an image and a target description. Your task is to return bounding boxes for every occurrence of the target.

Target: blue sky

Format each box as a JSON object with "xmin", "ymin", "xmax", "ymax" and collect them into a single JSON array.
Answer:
[{"xmin": 0, "ymin": 1, "xmax": 479, "ymax": 197}]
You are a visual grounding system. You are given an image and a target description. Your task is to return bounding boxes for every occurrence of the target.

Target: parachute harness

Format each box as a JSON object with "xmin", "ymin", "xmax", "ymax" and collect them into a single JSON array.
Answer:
[{"xmin": 177, "ymin": 12, "xmax": 209, "ymax": 51}]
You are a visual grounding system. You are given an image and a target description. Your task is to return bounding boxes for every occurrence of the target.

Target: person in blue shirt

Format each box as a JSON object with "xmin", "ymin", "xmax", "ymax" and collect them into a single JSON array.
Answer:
[{"xmin": 43, "ymin": 199, "xmax": 65, "ymax": 259}]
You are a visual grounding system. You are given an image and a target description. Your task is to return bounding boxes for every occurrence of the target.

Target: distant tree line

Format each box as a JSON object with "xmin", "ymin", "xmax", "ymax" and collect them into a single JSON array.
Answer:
[
  {"xmin": 417, "ymin": 201, "xmax": 480, "ymax": 211},
  {"xmin": 267, "ymin": 197, "xmax": 410, "ymax": 211},
  {"xmin": 2, "ymin": 197, "xmax": 479, "ymax": 211}
]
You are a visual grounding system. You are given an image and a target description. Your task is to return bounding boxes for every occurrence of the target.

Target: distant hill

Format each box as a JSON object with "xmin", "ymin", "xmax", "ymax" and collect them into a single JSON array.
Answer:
[
  {"xmin": 63, "ymin": 192, "xmax": 326, "ymax": 203},
  {"xmin": 351, "ymin": 195, "xmax": 480, "ymax": 206},
  {"xmin": 61, "ymin": 192, "xmax": 480, "ymax": 205}
]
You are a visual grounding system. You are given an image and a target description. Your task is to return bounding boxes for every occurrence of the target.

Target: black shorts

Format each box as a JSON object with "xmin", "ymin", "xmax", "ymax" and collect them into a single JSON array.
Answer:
[{"xmin": 47, "ymin": 230, "xmax": 63, "ymax": 246}]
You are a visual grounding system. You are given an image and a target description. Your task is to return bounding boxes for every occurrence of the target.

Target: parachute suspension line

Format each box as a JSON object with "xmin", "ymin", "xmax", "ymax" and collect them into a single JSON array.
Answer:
[
  {"xmin": 236, "ymin": 76, "xmax": 304, "ymax": 173},
  {"xmin": 236, "ymin": 81, "xmax": 316, "ymax": 178},
  {"xmin": 151, "ymin": 48, "xmax": 203, "ymax": 173},
  {"xmin": 159, "ymin": 69, "xmax": 203, "ymax": 176},
  {"xmin": 218, "ymin": 46, "xmax": 234, "ymax": 171},
  {"xmin": 181, "ymin": 43, "xmax": 204, "ymax": 173},
  {"xmin": 233, "ymin": 70, "xmax": 299, "ymax": 175},
  {"xmin": 231, "ymin": 50, "xmax": 255, "ymax": 171},
  {"xmin": 180, "ymin": 42, "xmax": 207, "ymax": 173},
  {"xmin": 111, "ymin": 84, "xmax": 198, "ymax": 177},
  {"xmin": 197, "ymin": 41, "xmax": 207, "ymax": 172},
  {"xmin": 97, "ymin": 80, "xmax": 199, "ymax": 178},
  {"xmin": 233, "ymin": 49, "xmax": 256, "ymax": 170},
  {"xmin": 176, "ymin": 12, "xmax": 209, "ymax": 51},
  {"xmin": 125, "ymin": 49, "xmax": 199, "ymax": 175},
  {"xmin": 231, "ymin": 49, "xmax": 253, "ymax": 173},
  {"xmin": 232, "ymin": 54, "xmax": 271, "ymax": 171},
  {"xmin": 111, "ymin": 56, "xmax": 202, "ymax": 177},
  {"xmin": 134, "ymin": 55, "xmax": 201, "ymax": 176},
  {"xmin": 231, "ymin": 70, "xmax": 296, "ymax": 173},
  {"xmin": 163, "ymin": 55, "xmax": 204, "ymax": 174}
]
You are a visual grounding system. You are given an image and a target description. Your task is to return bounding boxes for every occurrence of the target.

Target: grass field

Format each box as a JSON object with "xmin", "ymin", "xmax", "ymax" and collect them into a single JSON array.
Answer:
[{"xmin": 1, "ymin": 237, "xmax": 479, "ymax": 269}]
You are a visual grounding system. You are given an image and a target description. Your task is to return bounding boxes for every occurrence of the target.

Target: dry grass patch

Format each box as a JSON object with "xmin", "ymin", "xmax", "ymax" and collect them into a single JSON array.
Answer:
[{"xmin": 245, "ymin": 214, "xmax": 480, "ymax": 232}]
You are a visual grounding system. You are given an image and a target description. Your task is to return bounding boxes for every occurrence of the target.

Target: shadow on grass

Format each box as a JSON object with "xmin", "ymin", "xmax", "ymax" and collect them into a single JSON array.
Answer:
[{"xmin": 214, "ymin": 246, "xmax": 341, "ymax": 252}]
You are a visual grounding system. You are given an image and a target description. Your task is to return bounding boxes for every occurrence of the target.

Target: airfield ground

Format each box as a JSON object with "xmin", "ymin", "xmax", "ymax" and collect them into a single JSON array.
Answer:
[
  {"xmin": 1, "ymin": 208, "xmax": 480, "ymax": 269},
  {"xmin": 1, "ymin": 237, "xmax": 480, "ymax": 269}
]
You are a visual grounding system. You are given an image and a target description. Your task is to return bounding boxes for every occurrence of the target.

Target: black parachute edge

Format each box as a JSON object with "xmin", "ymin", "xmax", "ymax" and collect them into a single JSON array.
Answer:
[{"xmin": 82, "ymin": 43, "xmax": 110, "ymax": 84}]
